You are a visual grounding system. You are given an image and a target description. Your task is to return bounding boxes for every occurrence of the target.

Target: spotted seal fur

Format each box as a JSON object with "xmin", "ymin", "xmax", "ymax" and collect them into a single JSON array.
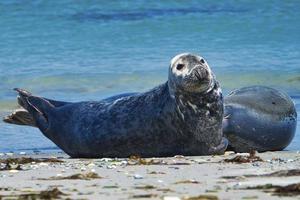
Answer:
[{"xmin": 4, "ymin": 53, "xmax": 227, "ymax": 158}]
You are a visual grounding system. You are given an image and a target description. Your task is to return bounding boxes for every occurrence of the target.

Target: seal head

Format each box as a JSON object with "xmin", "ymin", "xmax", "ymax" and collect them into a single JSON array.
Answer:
[{"xmin": 168, "ymin": 53, "xmax": 215, "ymax": 95}]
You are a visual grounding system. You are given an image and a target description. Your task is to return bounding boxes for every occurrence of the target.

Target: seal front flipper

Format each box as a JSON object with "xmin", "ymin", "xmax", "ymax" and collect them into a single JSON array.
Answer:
[{"xmin": 209, "ymin": 137, "xmax": 228, "ymax": 155}]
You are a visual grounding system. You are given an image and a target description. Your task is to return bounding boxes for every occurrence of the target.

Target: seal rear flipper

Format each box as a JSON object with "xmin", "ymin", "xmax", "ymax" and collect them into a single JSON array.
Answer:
[
  {"xmin": 14, "ymin": 88, "xmax": 68, "ymax": 108},
  {"xmin": 26, "ymin": 96, "xmax": 56, "ymax": 132},
  {"xmin": 3, "ymin": 108, "xmax": 36, "ymax": 127}
]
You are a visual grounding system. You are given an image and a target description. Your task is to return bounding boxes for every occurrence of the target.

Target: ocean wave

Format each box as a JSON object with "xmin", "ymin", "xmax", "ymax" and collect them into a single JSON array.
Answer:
[{"xmin": 72, "ymin": 7, "xmax": 249, "ymax": 22}]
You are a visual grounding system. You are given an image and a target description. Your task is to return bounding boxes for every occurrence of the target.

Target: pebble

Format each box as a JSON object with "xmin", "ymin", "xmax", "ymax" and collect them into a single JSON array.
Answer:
[
  {"xmin": 174, "ymin": 155, "xmax": 185, "ymax": 158},
  {"xmin": 236, "ymin": 153, "xmax": 249, "ymax": 156},
  {"xmin": 164, "ymin": 196, "xmax": 181, "ymax": 200},
  {"xmin": 107, "ymin": 165, "xmax": 116, "ymax": 169},
  {"xmin": 9, "ymin": 170, "xmax": 19, "ymax": 173},
  {"xmin": 224, "ymin": 151, "xmax": 235, "ymax": 156},
  {"xmin": 39, "ymin": 163, "xmax": 48, "ymax": 166},
  {"xmin": 133, "ymin": 174, "xmax": 143, "ymax": 179},
  {"xmin": 88, "ymin": 163, "xmax": 95, "ymax": 168}
]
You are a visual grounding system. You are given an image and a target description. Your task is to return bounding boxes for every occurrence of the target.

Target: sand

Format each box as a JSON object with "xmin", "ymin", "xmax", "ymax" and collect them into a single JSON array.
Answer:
[{"xmin": 0, "ymin": 151, "xmax": 300, "ymax": 200}]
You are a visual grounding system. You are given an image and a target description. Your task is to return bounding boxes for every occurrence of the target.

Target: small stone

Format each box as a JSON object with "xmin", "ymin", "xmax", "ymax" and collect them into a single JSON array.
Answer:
[
  {"xmin": 39, "ymin": 162, "xmax": 48, "ymax": 166},
  {"xmin": 224, "ymin": 151, "xmax": 235, "ymax": 156},
  {"xmin": 121, "ymin": 161, "xmax": 128, "ymax": 166},
  {"xmin": 9, "ymin": 170, "xmax": 19, "ymax": 173},
  {"xmin": 106, "ymin": 165, "xmax": 116, "ymax": 169},
  {"xmin": 134, "ymin": 174, "xmax": 143, "ymax": 179},
  {"xmin": 81, "ymin": 167, "xmax": 87, "ymax": 171},
  {"xmin": 21, "ymin": 188, "xmax": 35, "ymax": 192},
  {"xmin": 164, "ymin": 196, "xmax": 181, "ymax": 200},
  {"xmin": 88, "ymin": 163, "xmax": 95, "ymax": 168}
]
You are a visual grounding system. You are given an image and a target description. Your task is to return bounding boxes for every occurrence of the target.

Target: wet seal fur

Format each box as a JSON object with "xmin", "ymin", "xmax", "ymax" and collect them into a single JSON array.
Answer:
[
  {"xmin": 4, "ymin": 53, "xmax": 227, "ymax": 158},
  {"xmin": 223, "ymin": 86, "xmax": 297, "ymax": 152}
]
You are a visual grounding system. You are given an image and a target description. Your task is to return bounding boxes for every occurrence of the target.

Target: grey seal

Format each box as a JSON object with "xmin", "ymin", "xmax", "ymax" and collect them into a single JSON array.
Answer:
[
  {"xmin": 4, "ymin": 53, "xmax": 227, "ymax": 158},
  {"xmin": 223, "ymin": 86, "xmax": 297, "ymax": 152}
]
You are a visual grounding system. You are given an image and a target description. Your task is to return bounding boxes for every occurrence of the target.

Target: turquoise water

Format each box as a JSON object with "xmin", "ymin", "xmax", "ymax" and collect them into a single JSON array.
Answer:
[{"xmin": 0, "ymin": 1, "xmax": 299, "ymax": 152}]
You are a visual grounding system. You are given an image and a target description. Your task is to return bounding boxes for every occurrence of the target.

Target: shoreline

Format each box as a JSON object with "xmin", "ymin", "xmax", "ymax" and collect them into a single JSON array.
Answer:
[{"xmin": 1, "ymin": 151, "xmax": 300, "ymax": 199}]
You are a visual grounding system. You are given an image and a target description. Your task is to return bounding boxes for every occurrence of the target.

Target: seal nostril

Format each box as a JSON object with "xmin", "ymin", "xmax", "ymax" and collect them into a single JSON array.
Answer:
[
  {"xmin": 200, "ymin": 59, "xmax": 205, "ymax": 64},
  {"xmin": 176, "ymin": 64, "xmax": 185, "ymax": 70}
]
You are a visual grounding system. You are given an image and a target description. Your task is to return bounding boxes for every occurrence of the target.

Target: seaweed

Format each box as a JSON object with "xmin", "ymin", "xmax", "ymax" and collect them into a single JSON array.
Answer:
[
  {"xmin": 222, "ymin": 169, "xmax": 300, "ymax": 179},
  {"xmin": 128, "ymin": 155, "xmax": 164, "ymax": 165},
  {"xmin": 0, "ymin": 188, "xmax": 66, "ymax": 200},
  {"xmin": 134, "ymin": 185, "xmax": 156, "ymax": 190},
  {"xmin": 262, "ymin": 169, "xmax": 300, "ymax": 177},
  {"xmin": 147, "ymin": 171, "xmax": 166, "ymax": 174},
  {"xmin": 131, "ymin": 194, "xmax": 158, "ymax": 198},
  {"xmin": 248, "ymin": 183, "xmax": 300, "ymax": 196},
  {"xmin": 174, "ymin": 180, "xmax": 200, "ymax": 184},
  {"xmin": 41, "ymin": 172, "xmax": 102, "ymax": 180},
  {"xmin": 0, "ymin": 157, "xmax": 63, "ymax": 171},
  {"xmin": 183, "ymin": 194, "xmax": 219, "ymax": 200},
  {"xmin": 224, "ymin": 150, "xmax": 263, "ymax": 163},
  {"xmin": 0, "ymin": 157, "xmax": 63, "ymax": 164},
  {"xmin": 274, "ymin": 183, "xmax": 300, "ymax": 196}
]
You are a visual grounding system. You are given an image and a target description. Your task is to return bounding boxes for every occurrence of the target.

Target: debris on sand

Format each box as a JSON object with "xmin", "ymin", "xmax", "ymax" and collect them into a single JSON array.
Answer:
[
  {"xmin": 261, "ymin": 169, "xmax": 300, "ymax": 177},
  {"xmin": 174, "ymin": 180, "xmax": 200, "ymax": 184},
  {"xmin": 42, "ymin": 172, "xmax": 102, "ymax": 180},
  {"xmin": 131, "ymin": 193, "xmax": 158, "ymax": 198},
  {"xmin": 147, "ymin": 171, "xmax": 166, "ymax": 174},
  {"xmin": 0, "ymin": 157, "xmax": 63, "ymax": 165},
  {"xmin": 0, "ymin": 157, "xmax": 64, "ymax": 171},
  {"xmin": 128, "ymin": 155, "xmax": 165, "ymax": 165},
  {"xmin": 0, "ymin": 188, "xmax": 66, "ymax": 199},
  {"xmin": 134, "ymin": 185, "xmax": 156, "ymax": 190},
  {"xmin": 248, "ymin": 183, "xmax": 300, "ymax": 196},
  {"xmin": 273, "ymin": 183, "xmax": 300, "ymax": 196},
  {"xmin": 223, "ymin": 169, "xmax": 300, "ymax": 179},
  {"xmin": 224, "ymin": 150, "xmax": 263, "ymax": 163},
  {"xmin": 183, "ymin": 194, "xmax": 219, "ymax": 200}
]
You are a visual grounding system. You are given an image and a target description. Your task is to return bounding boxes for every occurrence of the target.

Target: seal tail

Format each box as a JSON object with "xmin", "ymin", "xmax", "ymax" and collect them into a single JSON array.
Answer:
[{"xmin": 3, "ymin": 88, "xmax": 55, "ymax": 132}]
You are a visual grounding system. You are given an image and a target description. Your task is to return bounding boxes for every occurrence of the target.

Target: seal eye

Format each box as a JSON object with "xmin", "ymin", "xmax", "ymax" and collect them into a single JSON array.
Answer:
[
  {"xmin": 176, "ymin": 64, "xmax": 185, "ymax": 70},
  {"xmin": 200, "ymin": 59, "xmax": 205, "ymax": 64}
]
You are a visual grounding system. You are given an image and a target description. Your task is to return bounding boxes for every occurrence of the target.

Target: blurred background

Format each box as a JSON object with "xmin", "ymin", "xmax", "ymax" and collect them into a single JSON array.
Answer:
[{"xmin": 0, "ymin": 0, "xmax": 299, "ymax": 152}]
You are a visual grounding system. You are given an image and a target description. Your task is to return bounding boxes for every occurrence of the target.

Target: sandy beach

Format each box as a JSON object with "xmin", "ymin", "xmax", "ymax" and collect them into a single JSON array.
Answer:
[{"xmin": 0, "ymin": 151, "xmax": 300, "ymax": 200}]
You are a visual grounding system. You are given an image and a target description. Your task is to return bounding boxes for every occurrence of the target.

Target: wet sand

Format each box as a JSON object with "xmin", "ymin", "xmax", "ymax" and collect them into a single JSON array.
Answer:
[{"xmin": 0, "ymin": 151, "xmax": 300, "ymax": 200}]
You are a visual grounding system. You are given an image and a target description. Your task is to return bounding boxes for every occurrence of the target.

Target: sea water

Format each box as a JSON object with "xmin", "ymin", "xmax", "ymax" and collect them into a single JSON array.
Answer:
[{"xmin": 0, "ymin": 1, "xmax": 299, "ymax": 152}]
